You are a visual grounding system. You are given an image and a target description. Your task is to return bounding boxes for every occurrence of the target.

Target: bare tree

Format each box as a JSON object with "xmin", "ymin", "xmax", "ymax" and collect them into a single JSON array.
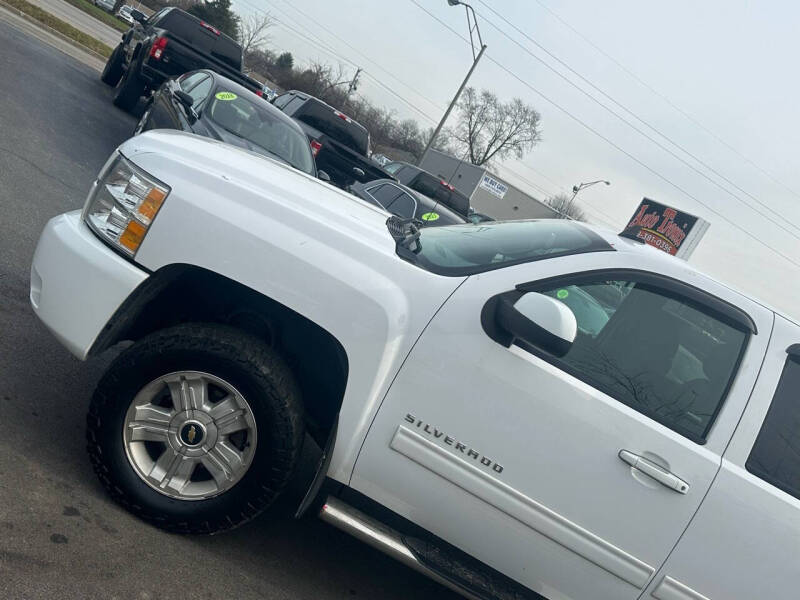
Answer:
[
  {"xmin": 238, "ymin": 13, "xmax": 274, "ymax": 57},
  {"xmin": 450, "ymin": 88, "xmax": 542, "ymax": 166},
  {"xmin": 545, "ymin": 193, "xmax": 585, "ymax": 221}
]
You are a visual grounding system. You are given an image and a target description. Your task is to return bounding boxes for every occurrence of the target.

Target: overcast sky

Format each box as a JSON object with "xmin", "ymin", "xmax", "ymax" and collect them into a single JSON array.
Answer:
[{"xmin": 234, "ymin": 0, "xmax": 800, "ymax": 319}]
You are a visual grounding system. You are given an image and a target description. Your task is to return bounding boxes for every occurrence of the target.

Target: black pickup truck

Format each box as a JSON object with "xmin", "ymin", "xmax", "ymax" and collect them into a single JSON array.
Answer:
[
  {"xmin": 272, "ymin": 91, "xmax": 393, "ymax": 188},
  {"xmin": 101, "ymin": 7, "xmax": 262, "ymax": 112}
]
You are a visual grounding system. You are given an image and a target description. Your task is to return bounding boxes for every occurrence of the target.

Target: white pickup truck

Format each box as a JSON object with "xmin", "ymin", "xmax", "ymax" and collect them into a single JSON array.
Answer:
[{"xmin": 30, "ymin": 131, "xmax": 800, "ymax": 600}]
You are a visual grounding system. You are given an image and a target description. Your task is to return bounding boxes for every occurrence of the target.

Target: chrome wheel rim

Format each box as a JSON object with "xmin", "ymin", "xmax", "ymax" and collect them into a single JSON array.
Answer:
[{"xmin": 123, "ymin": 371, "xmax": 258, "ymax": 500}]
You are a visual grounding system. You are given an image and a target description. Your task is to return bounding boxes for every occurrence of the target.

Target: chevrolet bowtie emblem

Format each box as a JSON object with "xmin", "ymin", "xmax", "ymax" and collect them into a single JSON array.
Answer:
[{"xmin": 187, "ymin": 425, "xmax": 197, "ymax": 444}]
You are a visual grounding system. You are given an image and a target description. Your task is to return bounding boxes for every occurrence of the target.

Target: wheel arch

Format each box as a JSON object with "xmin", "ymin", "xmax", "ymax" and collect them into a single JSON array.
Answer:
[{"xmin": 91, "ymin": 263, "xmax": 349, "ymax": 446}]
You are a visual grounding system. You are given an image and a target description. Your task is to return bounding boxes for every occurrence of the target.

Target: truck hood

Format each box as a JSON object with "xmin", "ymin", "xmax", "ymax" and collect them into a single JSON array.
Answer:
[{"xmin": 120, "ymin": 130, "xmax": 395, "ymax": 252}]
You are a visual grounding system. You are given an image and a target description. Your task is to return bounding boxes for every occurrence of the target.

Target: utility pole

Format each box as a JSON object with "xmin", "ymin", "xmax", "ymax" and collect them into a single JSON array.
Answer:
[
  {"xmin": 347, "ymin": 68, "xmax": 362, "ymax": 97},
  {"xmin": 418, "ymin": 1, "xmax": 485, "ymax": 166}
]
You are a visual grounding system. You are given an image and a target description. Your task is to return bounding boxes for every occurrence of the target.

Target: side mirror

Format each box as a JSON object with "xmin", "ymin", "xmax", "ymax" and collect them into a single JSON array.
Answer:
[
  {"xmin": 352, "ymin": 167, "xmax": 365, "ymax": 179},
  {"xmin": 495, "ymin": 292, "xmax": 577, "ymax": 357},
  {"xmin": 318, "ymin": 170, "xmax": 331, "ymax": 182},
  {"xmin": 130, "ymin": 9, "xmax": 145, "ymax": 22}
]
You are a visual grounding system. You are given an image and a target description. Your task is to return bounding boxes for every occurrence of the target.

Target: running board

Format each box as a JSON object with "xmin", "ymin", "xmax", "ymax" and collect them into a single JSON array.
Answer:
[
  {"xmin": 319, "ymin": 497, "xmax": 540, "ymax": 600},
  {"xmin": 319, "ymin": 497, "xmax": 484, "ymax": 600}
]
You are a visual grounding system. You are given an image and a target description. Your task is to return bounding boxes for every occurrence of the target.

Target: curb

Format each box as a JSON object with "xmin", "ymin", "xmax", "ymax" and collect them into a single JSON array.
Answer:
[{"xmin": 0, "ymin": 0, "xmax": 110, "ymax": 64}]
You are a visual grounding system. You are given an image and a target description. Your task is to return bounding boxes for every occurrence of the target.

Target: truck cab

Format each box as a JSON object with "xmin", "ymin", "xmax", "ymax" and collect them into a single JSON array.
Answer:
[{"xmin": 29, "ymin": 132, "xmax": 800, "ymax": 600}]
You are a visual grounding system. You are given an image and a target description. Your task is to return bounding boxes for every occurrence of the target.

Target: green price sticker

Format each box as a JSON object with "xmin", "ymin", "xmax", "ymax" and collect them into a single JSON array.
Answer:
[
  {"xmin": 215, "ymin": 91, "xmax": 238, "ymax": 101},
  {"xmin": 421, "ymin": 212, "xmax": 440, "ymax": 222},
  {"xmin": 556, "ymin": 289, "xmax": 569, "ymax": 299}
]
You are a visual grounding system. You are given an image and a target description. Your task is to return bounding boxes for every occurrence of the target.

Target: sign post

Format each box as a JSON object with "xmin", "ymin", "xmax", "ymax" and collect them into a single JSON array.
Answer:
[{"xmin": 620, "ymin": 198, "xmax": 709, "ymax": 259}]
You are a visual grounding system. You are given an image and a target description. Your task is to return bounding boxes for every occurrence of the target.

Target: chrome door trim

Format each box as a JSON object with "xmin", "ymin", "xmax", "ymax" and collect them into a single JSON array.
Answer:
[
  {"xmin": 390, "ymin": 425, "xmax": 655, "ymax": 588},
  {"xmin": 651, "ymin": 575, "xmax": 711, "ymax": 600}
]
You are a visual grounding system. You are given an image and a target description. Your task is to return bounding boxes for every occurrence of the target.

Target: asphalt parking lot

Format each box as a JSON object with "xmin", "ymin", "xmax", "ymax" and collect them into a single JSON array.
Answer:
[{"xmin": 0, "ymin": 17, "xmax": 460, "ymax": 600}]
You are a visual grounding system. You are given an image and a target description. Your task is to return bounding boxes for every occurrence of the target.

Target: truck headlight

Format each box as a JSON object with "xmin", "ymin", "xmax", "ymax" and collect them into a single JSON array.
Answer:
[{"xmin": 83, "ymin": 153, "xmax": 169, "ymax": 256}]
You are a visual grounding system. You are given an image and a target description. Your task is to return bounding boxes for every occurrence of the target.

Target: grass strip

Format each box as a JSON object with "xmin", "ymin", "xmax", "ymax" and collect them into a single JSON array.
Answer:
[
  {"xmin": 3, "ymin": 0, "xmax": 113, "ymax": 56},
  {"xmin": 60, "ymin": 0, "xmax": 128, "ymax": 33}
]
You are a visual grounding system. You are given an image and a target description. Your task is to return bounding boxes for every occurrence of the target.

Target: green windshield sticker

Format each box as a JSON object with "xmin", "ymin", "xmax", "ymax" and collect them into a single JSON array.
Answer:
[
  {"xmin": 215, "ymin": 91, "xmax": 238, "ymax": 101},
  {"xmin": 556, "ymin": 289, "xmax": 569, "ymax": 299},
  {"xmin": 421, "ymin": 212, "xmax": 440, "ymax": 221}
]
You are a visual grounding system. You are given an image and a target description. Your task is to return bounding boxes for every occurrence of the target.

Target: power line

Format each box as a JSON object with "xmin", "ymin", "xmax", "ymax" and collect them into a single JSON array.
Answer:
[
  {"xmin": 472, "ymin": 1, "xmax": 800, "ymax": 243},
  {"xmin": 236, "ymin": 0, "xmax": 624, "ymax": 229},
  {"xmin": 237, "ymin": 0, "xmax": 439, "ymax": 124},
  {"xmin": 406, "ymin": 0, "xmax": 800, "ymax": 269},
  {"xmin": 267, "ymin": 0, "xmax": 446, "ymax": 117},
  {"xmin": 529, "ymin": 0, "xmax": 800, "ymax": 204}
]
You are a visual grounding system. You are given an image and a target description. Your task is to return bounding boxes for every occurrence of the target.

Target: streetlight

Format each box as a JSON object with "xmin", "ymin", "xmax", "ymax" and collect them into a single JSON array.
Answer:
[
  {"xmin": 572, "ymin": 178, "xmax": 611, "ymax": 208},
  {"xmin": 418, "ymin": 1, "xmax": 487, "ymax": 165}
]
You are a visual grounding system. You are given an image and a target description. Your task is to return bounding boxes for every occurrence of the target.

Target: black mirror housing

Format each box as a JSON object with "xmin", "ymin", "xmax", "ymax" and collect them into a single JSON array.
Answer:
[{"xmin": 174, "ymin": 90, "xmax": 194, "ymax": 107}]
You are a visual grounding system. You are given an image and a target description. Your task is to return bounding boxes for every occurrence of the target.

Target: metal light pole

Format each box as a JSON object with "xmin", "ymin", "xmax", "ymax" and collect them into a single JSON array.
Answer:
[
  {"xmin": 568, "ymin": 179, "xmax": 610, "ymax": 214},
  {"xmin": 418, "ymin": 1, "xmax": 486, "ymax": 166}
]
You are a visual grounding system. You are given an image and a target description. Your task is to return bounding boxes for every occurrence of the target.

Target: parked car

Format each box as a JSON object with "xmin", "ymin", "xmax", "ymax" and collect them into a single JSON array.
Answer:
[
  {"xmin": 116, "ymin": 4, "xmax": 135, "ymax": 25},
  {"xmin": 371, "ymin": 153, "xmax": 391, "ymax": 167},
  {"xmin": 384, "ymin": 160, "xmax": 471, "ymax": 217},
  {"xmin": 272, "ymin": 90, "xmax": 393, "ymax": 189},
  {"xmin": 100, "ymin": 7, "xmax": 263, "ymax": 111},
  {"xmin": 30, "ymin": 130, "xmax": 800, "ymax": 600},
  {"xmin": 94, "ymin": 0, "xmax": 115, "ymax": 12},
  {"xmin": 134, "ymin": 70, "xmax": 321, "ymax": 179},
  {"xmin": 260, "ymin": 84, "xmax": 278, "ymax": 102},
  {"xmin": 467, "ymin": 209, "xmax": 495, "ymax": 223},
  {"xmin": 348, "ymin": 179, "xmax": 466, "ymax": 226}
]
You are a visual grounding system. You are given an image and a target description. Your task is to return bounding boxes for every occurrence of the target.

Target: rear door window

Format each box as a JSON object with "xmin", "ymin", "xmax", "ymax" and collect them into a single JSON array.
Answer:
[
  {"xmin": 273, "ymin": 93, "xmax": 292, "ymax": 109},
  {"xmin": 186, "ymin": 76, "xmax": 212, "ymax": 106},
  {"xmin": 179, "ymin": 72, "xmax": 207, "ymax": 91},
  {"xmin": 366, "ymin": 184, "xmax": 416, "ymax": 218},
  {"xmin": 746, "ymin": 349, "xmax": 800, "ymax": 499},
  {"xmin": 282, "ymin": 96, "xmax": 306, "ymax": 115}
]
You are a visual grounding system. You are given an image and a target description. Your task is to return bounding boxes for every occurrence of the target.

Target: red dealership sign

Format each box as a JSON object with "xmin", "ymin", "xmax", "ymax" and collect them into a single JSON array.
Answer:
[{"xmin": 620, "ymin": 198, "xmax": 709, "ymax": 259}]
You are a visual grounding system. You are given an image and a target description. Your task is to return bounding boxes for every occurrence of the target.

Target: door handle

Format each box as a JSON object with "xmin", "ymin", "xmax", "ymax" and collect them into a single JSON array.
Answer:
[{"xmin": 619, "ymin": 450, "xmax": 689, "ymax": 494}]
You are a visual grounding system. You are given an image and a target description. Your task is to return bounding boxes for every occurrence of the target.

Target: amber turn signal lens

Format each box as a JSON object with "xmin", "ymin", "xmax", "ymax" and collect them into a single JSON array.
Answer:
[
  {"xmin": 138, "ymin": 188, "xmax": 167, "ymax": 222},
  {"xmin": 119, "ymin": 221, "xmax": 147, "ymax": 252}
]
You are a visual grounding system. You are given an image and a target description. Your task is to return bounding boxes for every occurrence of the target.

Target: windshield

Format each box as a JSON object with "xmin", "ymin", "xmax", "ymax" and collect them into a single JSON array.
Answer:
[
  {"xmin": 400, "ymin": 220, "xmax": 613, "ymax": 276},
  {"xmin": 206, "ymin": 89, "xmax": 315, "ymax": 175}
]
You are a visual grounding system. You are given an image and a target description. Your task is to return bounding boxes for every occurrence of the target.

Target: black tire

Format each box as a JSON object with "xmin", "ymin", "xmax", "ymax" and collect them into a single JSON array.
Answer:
[
  {"xmin": 101, "ymin": 44, "xmax": 125, "ymax": 86},
  {"xmin": 86, "ymin": 323, "xmax": 305, "ymax": 534},
  {"xmin": 113, "ymin": 61, "xmax": 145, "ymax": 112}
]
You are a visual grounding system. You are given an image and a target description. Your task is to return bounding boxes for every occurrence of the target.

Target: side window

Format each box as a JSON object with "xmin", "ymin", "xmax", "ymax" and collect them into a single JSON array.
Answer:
[
  {"xmin": 385, "ymin": 191, "xmax": 417, "ymax": 219},
  {"xmin": 187, "ymin": 77, "xmax": 213, "ymax": 106},
  {"xmin": 179, "ymin": 72, "xmax": 207, "ymax": 92},
  {"xmin": 366, "ymin": 184, "xmax": 416, "ymax": 218},
  {"xmin": 532, "ymin": 278, "xmax": 749, "ymax": 443},
  {"xmin": 746, "ymin": 350, "xmax": 800, "ymax": 499},
  {"xmin": 273, "ymin": 93, "xmax": 292, "ymax": 109},
  {"xmin": 283, "ymin": 96, "xmax": 306, "ymax": 114}
]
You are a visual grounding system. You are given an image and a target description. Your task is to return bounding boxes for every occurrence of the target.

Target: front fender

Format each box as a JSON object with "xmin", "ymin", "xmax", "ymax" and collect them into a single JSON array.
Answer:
[{"xmin": 122, "ymin": 132, "xmax": 466, "ymax": 484}]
